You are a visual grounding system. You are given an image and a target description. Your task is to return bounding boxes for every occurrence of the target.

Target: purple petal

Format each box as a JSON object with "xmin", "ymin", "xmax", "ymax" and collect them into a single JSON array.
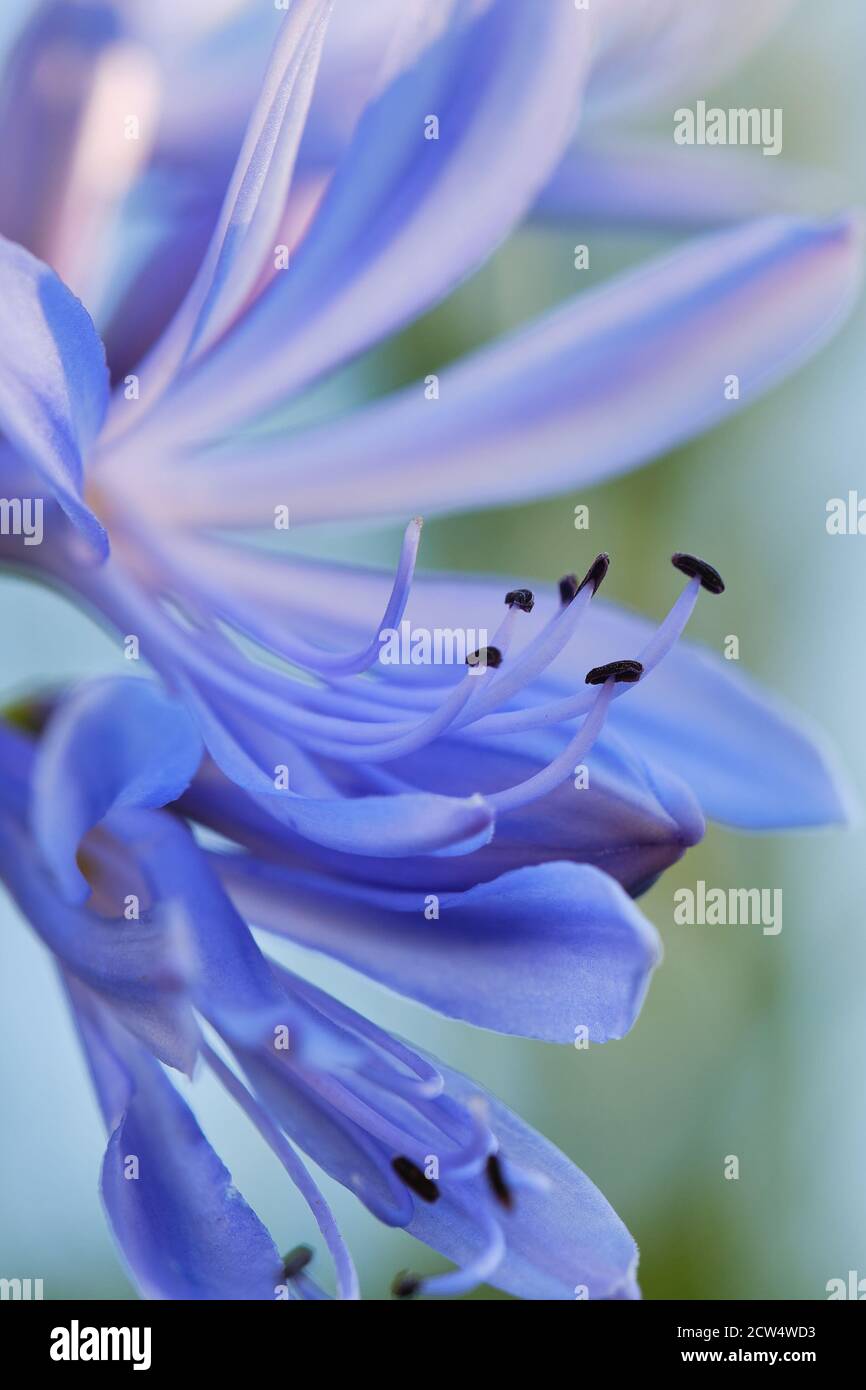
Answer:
[
  {"xmin": 220, "ymin": 855, "xmax": 661, "ymax": 1044},
  {"xmin": 0, "ymin": 2, "xmax": 123, "ymax": 270},
  {"xmin": 584, "ymin": 0, "xmax": 795, "ymax": 123},
  {"xmin": 31, "ymin": 678, "xmax": 202, "ymax": 903},
  {"xmin": 408, "ymin": 1057, "xmax": 641, "ymax": 1299},
  {"xmin": 133, "ymin": 0, "xmax": 593, "ymax": 443},
  {"xmin": 155, "ymin": 216, "xmax": 863, "ymax": 527},
  {"xmin": 111, "ymin": 0, "xmax": 333, "ymax": 435},
  {"xmin": 67, "ymin": 978, "xmax": 282, "ymax": 1301},
  {"xmin": 536, "ymin": 138, "xmax": 845, "ymax": 232},
  {"xmin": 184, "ymin": 718, "xmax": 704, "ymax": 899},
  {"xmin": 0, "ymin": 236, "xmax": 108, "ymax": 554},
  {"xmin": 0, "ymin": 807, "xmax": 197, "ymax": 1073}
]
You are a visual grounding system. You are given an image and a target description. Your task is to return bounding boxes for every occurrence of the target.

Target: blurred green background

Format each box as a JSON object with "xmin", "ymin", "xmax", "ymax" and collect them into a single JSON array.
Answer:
[{"xmin": 1, "ymin": 1, "xmax": 864, "ymax": 1299}]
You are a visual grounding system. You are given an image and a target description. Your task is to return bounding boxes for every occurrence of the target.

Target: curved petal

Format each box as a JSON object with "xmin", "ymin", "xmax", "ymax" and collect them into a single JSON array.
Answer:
[
  {"xmin": 0, "ymin": 1, "xmax": 124, "ymax": 272},
  {"xmin": 583, "ymin": 0, "xmax": 795, "ymax": 125},
  {"xmin": 31, "ymin": 677, "xmax": 203, "ymax": 903},
  {"xmin": 535, "ymin": 138, "xmax": 845, "ymax": 233},
  {"xmin": 67, "ymin": 978, "xmax": 283, "ymax": 1301},
  {"xmin": 220, "ymin": 855, "xmax": 662, "ymax": 1044},
  {"xmin": 106, "ymin": 804, "xmax": 366, "ymax": 1073},
  {"xmin": 110, "ymin": 0, "xmax": 334, "ymax": 435},
  {"xmin": 238, "ymin": 1001, "xmax": 641, "ymax": 1300},
  {"xmin": 124, "ymin": 0, "xmax": 594, "ymax": 444},
  {"xmin": 408, "ymin": 1057, "xmax": 641, "ymax": 1299},
  {"xmin": 0, "ymin": 236, "xmax": 109, "ymax": 554},
  {"xmin": 183, "ymin": 718, "xmax": 704, "ymax": 899},
  {"xmin": 0, "ymin": 808, "xmax": 197, "ymax": 1073},
  {"xmin": 145, "ymin": 216, "xmax": 863, "ymax": 527}
]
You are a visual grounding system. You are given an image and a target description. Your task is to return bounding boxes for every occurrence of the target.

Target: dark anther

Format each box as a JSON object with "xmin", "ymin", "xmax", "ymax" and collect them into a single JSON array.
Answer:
[
  {"xmin": 466, "ymin": 645, "xmax": 503, "ymax": 670},
  {"xmin": 281, "ymin": 1245, "xmax": 314, "ymax": 1280},
  {"xmin": 671, "ymin": 552, "xmax": 725, "ymax": 595},
  {"xmin": 559, "ymin": 574, "xmax": 579, "ymax": 605},
  {"xmin": 392, "ymin": 1155, "xmax": 440, "ymax": 1204},
  {"xmin": 485, "ymin": 1153, "xmax": 514, "ymax": 1211},
  {"xmin": 392, "ymin": 1271, "xmax": 421, "ymax": 1299},
  {"xmin": 2, "ymin": 696, "xmax": 52, "ymax": 736},
  {"xmin": 585, "ymin": 659, "xmax": 644, "ymax": 686},
  {"xmin": 577, "ymin": 552, "xmax": 610, "ymax": 597},
  {"xmin": 504, "ymin": 587, "xmax": 535, "ymax": 613}
]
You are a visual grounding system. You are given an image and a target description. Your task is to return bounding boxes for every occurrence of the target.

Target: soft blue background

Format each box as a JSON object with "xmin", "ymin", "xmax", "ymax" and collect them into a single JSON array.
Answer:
[{"xmin": 1, "ymin": 0, "xmax": 864, "ymax": 1298}]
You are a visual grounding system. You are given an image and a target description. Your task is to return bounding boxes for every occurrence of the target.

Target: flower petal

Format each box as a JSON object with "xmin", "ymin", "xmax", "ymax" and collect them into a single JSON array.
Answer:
[
  {"xmin": 0, "ymin": 809, "xmax": 197, "ymax": 1073},
  {"xmin": 220, "ymin": 855, "xmax": 661, "ymax": 1044},
  {"xmin": 584, "ymin": 0, "xmax": 795, "ymax": 124},
  {"xmin": 535, "ymin": 138, "xmax": 844, "ymax": 232},
  {"xmin": 408, "ymin": 1056, "xmax": 641, "ymax": 1299},
  {"xmin": 110, "ymin": 0, "xmax": 334, "ymax": 436},
  {"xmin": 0, "ymin": 236, "xmax": 108, "ymax": 554},
  {"xmin": 31, "ymin": 677, "xmax": 202, "ymax": 903},
  {"xmin": 66, "ymin": 977, "xmax": 283, "ymax": 1301},
  {"xmin": 0, "ymin": 1, "xmax": 124, "ymax": 273},
  {"xmin": 149, "ymin": 216, "xmax": 863, "ymax": 527},
  {"xmin": 184, "ymin": 717, "xmax": 704, "ymax": 900},
  {"xmin": 129, "ymin": 0, "xmax": 594, "ymax": 443}
]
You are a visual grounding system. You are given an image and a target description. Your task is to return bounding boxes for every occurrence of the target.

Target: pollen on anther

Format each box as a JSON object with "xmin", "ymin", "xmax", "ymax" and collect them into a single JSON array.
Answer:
[
  {"xmin": 392, "ymin": 1270, "xmax": 421, "ymax": 1299},
  {"xmin": 391, "ymin": 1155, "xmax": 440, "ymax": 1203},
  {"xmin": 466, "ymin": 645, "xmax": 503, "ymax": 671},
  {"xmin": 559, "ymin": 574, "xmax": 579, "ymax": 605},
  {"xmin": 486, "ymin": 1153, "xmax": 514, "ymax": 1210},
  {"xmin": 671, "ymin": 552, "xmax": 725, "ymax": 594},
  {"xmin": 585, "ymin": 659, "xmax": 643, "ymax": 685},
  {"xmin": 577, "ymin": 552, "xmax": 610, "ymax": 597},
  {"xmin": 282, "ymin": 1244, "xmax": 314, "ymax": 1279},
  {"xmin": 505, "ymin": 587, "xmax": 534, "ymax": 613}
]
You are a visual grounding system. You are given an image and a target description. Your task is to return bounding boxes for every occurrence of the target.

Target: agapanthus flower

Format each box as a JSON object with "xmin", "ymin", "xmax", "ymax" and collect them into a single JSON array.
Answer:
[
  {"xmin": 0, "ymin": 0, "xmax": 860, "ymax": 1299},
  {"xmin": 1, "ymin": 693, "xmax": 651, "ymax": 1300}
]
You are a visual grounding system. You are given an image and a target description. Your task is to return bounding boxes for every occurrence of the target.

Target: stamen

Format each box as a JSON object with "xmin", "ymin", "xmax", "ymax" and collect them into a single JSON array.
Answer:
[
  {"xmin": 201, "ymin": 1045, "xmax": 360, "ymax": 1299},
  {"xmin": 486, "ymin": 676, "xmax": 617, "ymax": 813},
  {"xmin": 466, "ymin": 645, "xmax": 503, "ymax": 671},
  {"xmin": 392, "ymin": 1271, "xmax": 421, "ymax": 1299},
  {"xmin": 559, "ymin": 574, "xmax": 578, "ymax": 605},
  {"xmin": 578, "ymin": 551, "xmax": 610, "ymax": 596},
  {"xmin": 392, "ymin": 1155, "xmax": 440, "ymax": 1204},
  {"xmin": 467, "ymin": 560, "xmax": 710, "ymax": 737},
  {"xmin": 274, "ymin": 962, "xmax": 444, "ymax": 1099},
  {"xmin": 291, "ymin": 1271, "xmax": 330, "ymax": 1301},
  {"xmin": 120, "ymin": 516, "xmax": 425, "ymax": 680},
  {"xmin": 486, "ymin": 1153, "xmax": 514, "ymax": 1211},
  {"xmin": 454, "ymin": 568, "xmax": 600, "ymax": 728},
  {"xmin": 504, "ymin": 588, "xmax": 534, "ymax": 613},
  {"xmin": 410, "ymin": 1205, "xmax": 507, "ymax": 1298},
  {"xmin": 585, "ymin": 659, "xmax": 643, "ymax": 685},
  {"xmin": 1, "ymin": 697, "xmax": 52, "ymax": 736},
  {"xmin": 282, "ymin": 1245, "xmax": 314, "ymax": 1279},
  {"xmin": 559, "ymin": 552, "xmax": 609, "ymax": 606},
  {"xmin": 671, "ymin": 552, "xmax": 725, "ymax": 594}
]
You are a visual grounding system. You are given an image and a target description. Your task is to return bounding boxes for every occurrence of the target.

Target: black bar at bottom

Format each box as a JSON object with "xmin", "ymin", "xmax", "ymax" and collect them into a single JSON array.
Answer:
[{"xmin": 1, "ymin": 1297, "xmax": 862, "ymax": 1373}]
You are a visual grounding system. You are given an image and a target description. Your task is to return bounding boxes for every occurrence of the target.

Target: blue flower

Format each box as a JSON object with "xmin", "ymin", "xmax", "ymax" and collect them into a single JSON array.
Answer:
[
  {"xmin": 1, "ymin": 697, "xmax": 644, "ymax": 1299},
  {"xmin": 0, "ymin": 0, "xmax": 860, "ymax": 1298}
]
